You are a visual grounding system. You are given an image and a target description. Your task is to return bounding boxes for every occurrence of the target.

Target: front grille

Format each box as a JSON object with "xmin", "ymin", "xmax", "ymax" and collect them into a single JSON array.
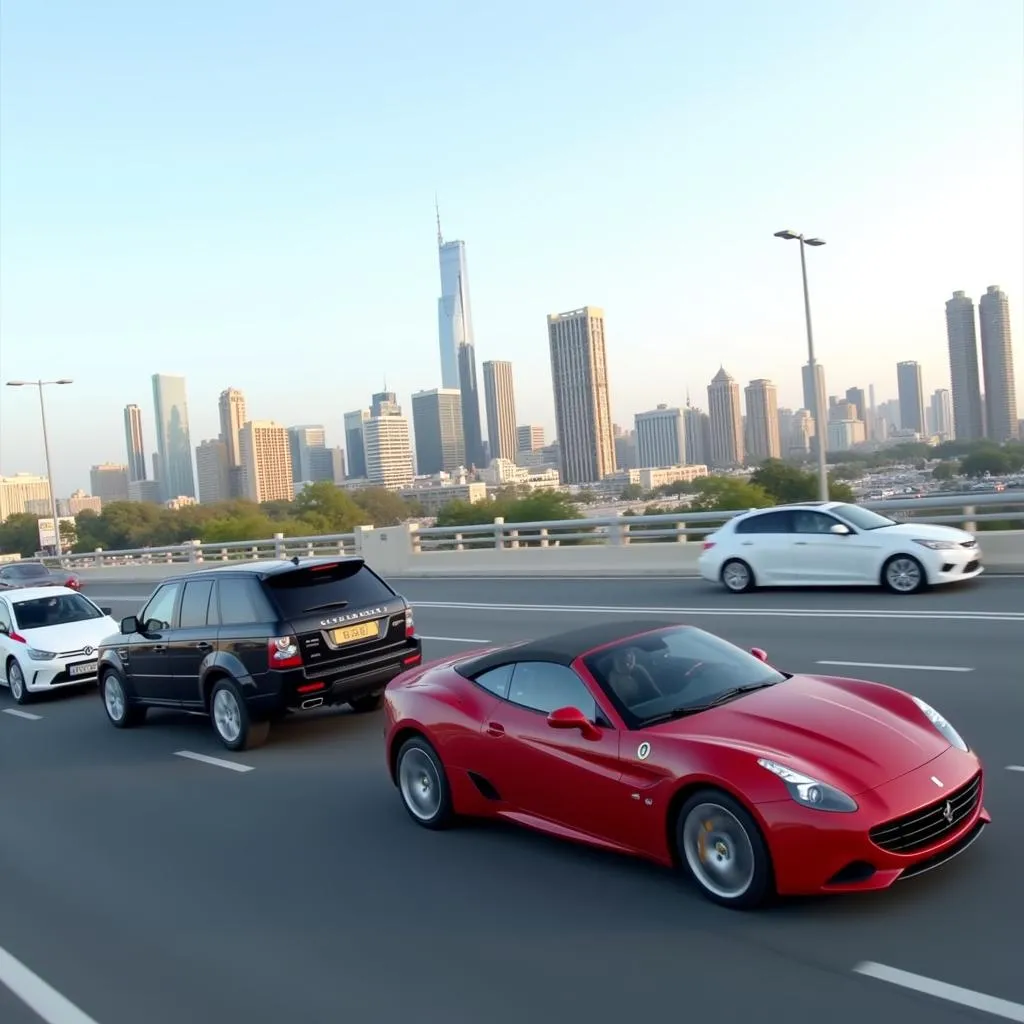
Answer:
[
  {"xmin": 963, "ymin": 560, "xmax": 980, "ymax": 573},
  {"xmin": 869, "ymin": 773, "xmax": 981, "ymax": 854}
]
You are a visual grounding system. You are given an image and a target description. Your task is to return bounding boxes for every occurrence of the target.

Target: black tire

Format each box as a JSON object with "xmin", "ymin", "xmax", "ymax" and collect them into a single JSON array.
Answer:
[
  {"xmin": 395, "ymin": 735, "xmax": 454, "ymax": 830},
  {"xmin": 880, "ymin": 554, "xmax": 928, "ymax": 595},
  {"xmin": 6, "ymin": 659, "xmax": 32, "ymax": 705},
  {"xmin": 101, "ymin": 670, "xmax": 146, "ymax": 728},
  {"xmin": 674, "ymin": 788, "xmax": 774, "ymax": 909},
  {"xmin": 720, "ymin": 559, "xmax": 756, "ymax": 594},
  {"xmin": 349, "ymin": 692, "xmax": 384, "ymax": 714},
  {"xmin": 209, "ymin": 677, "xmax": 269, "ymax": 751}
]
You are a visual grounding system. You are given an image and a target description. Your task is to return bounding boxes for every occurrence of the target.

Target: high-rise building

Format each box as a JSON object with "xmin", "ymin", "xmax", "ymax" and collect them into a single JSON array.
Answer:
[
  {"xmin": 287, "ymin": 425, "xmax": 333, "ymax": 484},
  {"xmin": 411, "ymin": 389, "xmax": 465, "ymax": 474},
  {"xmin": 788, "ymin": 410, "xmax": 813, "ymax": 456},
  {"xmin": 516, "ymin": 425, "xmax": 545, "ymax": 452},
  {"xmin": 707, "ymin": 368, "xmax": 744, "ymax": 467},
  {"xmin": 683, "ymin": 404, "xmax": 711, "ymax": 466},
  {"xmin": 89, "ymin": 464, "xmax": 129, "ymax": 503},
  {"xmin": 635, "ymin": 405, "xmax": 685, "ymax": 468},
  {"xmin": 151, "ymin": 374, "xmax": 196, "ymax": 500},
  {"xmin": 371, "ymin": 391, "xmax": 400, "ymax": 417},
  {"xmin": 123, "ymin": 405, "xmax": 147, "ymax": 483},
  {"xmin": 218, "ymin": 388, "xmax": 246, "ymax": 497},
  {"xmin": 239, "ymin": 421, "xmax": 294, "ymax": 503},
  {"xmin": 0, "ymin": 474, "xmax": 51, "ymax": 520},
  {"xmin": 344, "ymin": 409, "xmax": 370, "ymax": 478},
  {"xmin": 436, "ymin": 222, "xmax": 474, "ymax": 390},
  {"xmin": 363, "ymin": 403, "xmax": 414, "ymax": 490},
  {"xmin": 978, "ymin": 285, "xmax": 1019, "ymax": 441},
  {"xmin": 482, "ymin": 360, "xmax": 518, "ymax": 462},
  {"xmin": 195, "ymin": 439, "xmax": 230, "ymax": 503},
  {"xmin": 801, "ymin": 361, "xmax": 828, "ymax": 458},
  {"xmin": 547, "ymin": 306, "xmax": 616, "ymax": 484},
  {"xmin": 929, "ymin": 389, "xmax": 954, "ymax": 440},
  {"xmin": 896, "ymin": 361, "xmax": 926, "ymax": 434},
  {"xmin": 744, "ymin": 380, "xmax": 781, "ymax": 463},
  {"xmin": 945, "ymin": 291, "xmax": 985, "ymax": 441},
  {"xmin": 844, "ymin": 388, "xmax": 866, "ymax": 423},
  {"xmin": 457, "ymin": 343, "xmax": 485, "ymax": 467}
]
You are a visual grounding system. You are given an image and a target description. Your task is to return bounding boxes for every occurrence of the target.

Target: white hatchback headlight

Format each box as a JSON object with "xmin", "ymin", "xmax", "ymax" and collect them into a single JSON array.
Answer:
[
  {"xmin": 26, "ymin": 648, "xmax": 57, "ymax": 661},
  {"xmin": 911, "ymin": 696, "xmax": 968, "ymax": 751},
  {"xmin": 913, "ymin": 539, "xmax": 960, "ymax": 550}
]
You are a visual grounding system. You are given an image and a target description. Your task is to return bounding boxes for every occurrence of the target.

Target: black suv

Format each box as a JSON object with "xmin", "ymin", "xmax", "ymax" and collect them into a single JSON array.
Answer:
[{"xmin": 97, "ymin": 557, "xmax": 422, "ymax": 750}]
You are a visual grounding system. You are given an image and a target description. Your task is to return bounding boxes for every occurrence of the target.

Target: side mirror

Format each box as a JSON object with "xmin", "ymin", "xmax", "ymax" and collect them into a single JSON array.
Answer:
[
  {"xmin": 751, "ymin": 648, "xmax": 769, "ymax": 663},
  {"xmin": 546, "ymin": 705, "xmax": 601, "ymax": 741},
  {"xmin": 100, "ymin": 606, "xmax": 112, "ymax": 615},
  {"xmin": 829, "ymin": 523, "xmax": 851, "ymax": 536},
  {"xmin": 120, "ymin": 615, "xmax": 140, "ymax": 635}
]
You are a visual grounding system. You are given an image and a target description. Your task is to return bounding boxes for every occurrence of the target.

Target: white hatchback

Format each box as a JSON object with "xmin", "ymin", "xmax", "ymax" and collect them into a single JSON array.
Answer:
[
  {"xmin": 0, "ymin": 587, "xmax": 119, "ymax": 704},
  {"xmin": 697, "ymin": 502, "xmax": 983, "ymax": 594}
]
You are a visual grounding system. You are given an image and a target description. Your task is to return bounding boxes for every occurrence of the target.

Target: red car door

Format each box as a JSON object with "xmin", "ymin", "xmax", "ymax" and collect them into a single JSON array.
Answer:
[{"xmin": 478, "ymin": 660, "xmax": 632, "ymax": 850}]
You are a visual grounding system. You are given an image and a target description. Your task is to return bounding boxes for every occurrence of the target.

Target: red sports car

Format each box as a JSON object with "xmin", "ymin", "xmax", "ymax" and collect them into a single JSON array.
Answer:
[{"xmin": 383, "ymin": 619, "xmax": 989, "ymax": 909}]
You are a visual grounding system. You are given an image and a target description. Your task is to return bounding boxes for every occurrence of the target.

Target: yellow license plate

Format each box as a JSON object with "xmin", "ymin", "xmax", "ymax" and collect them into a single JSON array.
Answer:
[{"xmin": 331, "ymin": 621, "xmax": 380, "ymax": 645}]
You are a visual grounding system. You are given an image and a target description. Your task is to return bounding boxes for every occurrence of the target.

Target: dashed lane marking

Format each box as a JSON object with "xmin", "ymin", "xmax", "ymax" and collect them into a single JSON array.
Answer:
[
  {"xmin": 816, "ymin": 661, "xmax": 973, "ymax": 673},
  {"xmin": 854, "ymin": 962, "xmax": 1024, "ymax": 1021},
  {"xmin": 0, "ymin": 943, "xmax": 103, "ymax": 1024},
  {"xmin": 2, "ymin": 708, "xmax": 42, "ymax": 720},
  {"xmin": 174, "ymin": 750, "xmax": 254, "ymax": 773},
  {"xmin": 1007, "ymin": 766, "xmax": 1024, "ymax": 773}
]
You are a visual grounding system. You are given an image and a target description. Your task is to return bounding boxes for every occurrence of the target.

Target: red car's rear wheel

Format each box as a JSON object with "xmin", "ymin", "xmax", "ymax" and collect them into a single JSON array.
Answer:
[
  {"xmin": 676, "ymin": 789, "xmax": 774, "ymax": 909},
  {"xmin": 397, "ymin": 736, "xmax": 454, "ymax": 830}
]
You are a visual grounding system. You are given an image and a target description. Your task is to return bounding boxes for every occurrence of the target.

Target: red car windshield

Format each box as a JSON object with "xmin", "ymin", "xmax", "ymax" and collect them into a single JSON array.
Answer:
[{"xmin": 583, "ymin": 627, "xmax": 786, "ymax": 729}]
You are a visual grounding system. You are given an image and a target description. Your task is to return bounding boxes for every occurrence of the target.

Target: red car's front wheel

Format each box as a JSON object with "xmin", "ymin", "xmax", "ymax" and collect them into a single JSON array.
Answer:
[{"xmin": 675, "ymin": 789, "xmax": 774, "ymax": 909}]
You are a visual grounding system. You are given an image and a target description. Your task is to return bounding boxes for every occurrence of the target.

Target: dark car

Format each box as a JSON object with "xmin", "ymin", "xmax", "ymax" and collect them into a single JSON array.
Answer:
[
  {"xmin": 0, "ymin": 561, "xmax": 82, "ymax": 591},
  {"xmin": 97, "ymin": 556, "xmax": 422, "ymax": 750}
]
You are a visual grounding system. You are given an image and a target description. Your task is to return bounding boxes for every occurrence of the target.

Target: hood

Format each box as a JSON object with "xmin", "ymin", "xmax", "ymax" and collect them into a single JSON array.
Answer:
[
  {"xmin": 20, "ymin": 617, "xmax": 119, "ymax": 655},
  {"xmin": 657, "ymin": 674, "xmax": 949, "ymax": 794},
  {"xmin": 877, "ymin": 521, "xmax": 974, "ymax": 544}
]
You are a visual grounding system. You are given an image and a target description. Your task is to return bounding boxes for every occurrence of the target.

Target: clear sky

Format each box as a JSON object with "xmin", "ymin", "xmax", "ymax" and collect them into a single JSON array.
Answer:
[{"xmin": 1, "ymin": 0, "xmax": 1022, "ymax": 494}]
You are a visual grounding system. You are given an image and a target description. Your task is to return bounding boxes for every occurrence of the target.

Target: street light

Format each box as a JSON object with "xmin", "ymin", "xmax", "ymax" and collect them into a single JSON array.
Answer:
[
  {"xmin": 774, "ymin": 230, "xmax": 829, "ymax": 502},
  {"xmin": 5, "ymin": 379, "xmax": 74, "ymax": 556}
]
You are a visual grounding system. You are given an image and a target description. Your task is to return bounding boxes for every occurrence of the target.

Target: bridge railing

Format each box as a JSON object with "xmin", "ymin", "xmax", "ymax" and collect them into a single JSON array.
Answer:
[{"xmin": 39, "ymin": 491, "xmax": 1024, "ymax": 569}]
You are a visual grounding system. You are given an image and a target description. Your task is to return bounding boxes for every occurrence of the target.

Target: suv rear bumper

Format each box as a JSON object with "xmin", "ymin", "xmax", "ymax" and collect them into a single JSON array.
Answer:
[{"xmin": 252, "ymin": 638, "xmax": 422, "ymax": 714}]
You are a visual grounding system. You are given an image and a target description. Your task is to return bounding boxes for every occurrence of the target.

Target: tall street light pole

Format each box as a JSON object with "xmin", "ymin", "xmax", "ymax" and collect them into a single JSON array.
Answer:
[
  {"xmin": 774, "ymin": 230, "xmax": 830, "ymax": 502},
  {"xmin": 5, "ymin": 378, "xmax": 74, "ymax": 556}
]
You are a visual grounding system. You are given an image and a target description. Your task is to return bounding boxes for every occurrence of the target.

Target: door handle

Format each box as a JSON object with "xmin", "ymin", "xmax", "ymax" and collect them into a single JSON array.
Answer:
[
  {"xmin": 152, "ymin": 644, "xmax": 168, "ymax": 652},
  {"xmin": 794, "ymin": 541, "xmax": 808, "ymax": 545},
  {"xmin": 740, "ymin": 541, "xmax": 753, "ymax": 546},
  {"xmin": 486, "ymin": 722, "xmax": 505, "ymax": 737},
  {"xmin": 195, "ymin": 642, "xmax": 213, "ymax": 651}
]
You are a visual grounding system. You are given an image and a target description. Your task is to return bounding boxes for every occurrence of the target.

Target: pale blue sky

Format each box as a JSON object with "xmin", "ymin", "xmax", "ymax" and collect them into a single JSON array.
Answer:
[{"xmin": 1, "ymin": 0, "xmax": 1022, "ymax": 494}]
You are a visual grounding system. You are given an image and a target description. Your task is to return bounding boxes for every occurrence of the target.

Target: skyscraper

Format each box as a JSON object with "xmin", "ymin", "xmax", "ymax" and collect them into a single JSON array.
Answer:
[
  {"xmin": 363, "ymin": 400, "xmax": 414, "ymax": 489},
  {"xmin": 844, "ymin": 387, "xmax": 866, "ymax": 423},
  {"xmin": 683, "ymin": 402, "xmax": 711, "ymax": 466},
  {"xmin": 240, "ymin": 421, "xmax": 294, "ymax": 503},
  {"xmin": 707, "ymin": 368, "xmax": 744, "ymax": 467},
  {"xmin": 123, "ymin": 404, "xmax": 147, "ymax": 483},
  {"xmin": 744, "ymin": 379, "xmax": 781, "ymax": 462},
  {"xmin": 482, "ymin": 360, "xmax": 518, "ymax": 462},
  {"xmin": 945, "ymin": 291, "xmax": 984, "ymax": 441},
  {"xmin": 344, "ymin": 409, "xmax": 369, "ymax": 478},
  {"xmin": 412, "ymin": 389, "xmax": 465, "ymax": 474},
  {"xmin": 547, "ymin": 306, "xmax": 616, "ymax": 484},
  {"xmin": 151, "ymin": 374, "xmax": 196, "ymax": 500},
  {"xmin": 195, "ymin": 439, "xmax": 229, "ymax": 503},
  {"xmin": 635, "ymin": 406, "xmax": 685, "ymax": 468},
  {"xmin": 218, "ymin": 387, "xmax": 246, "ymax": 497},
  {"xmin": 978, "ymin": 285, "xmax": 1019, "ymax": 441},
  {"xmin": 436, "ymin": 221, "xmax": 473, "ymax": 390},
  {"xmin": 896, "ymin": 361, "xmax": 926, "ymax": 434},
  {"xmin": 457, "ymin": 342, "xmax": 485, "ymax": 467},
  {"xmin": 287, "ymin": 425, "xmax": 333, "ymax": 483},
  {"xmin": 930, "ymin": 389, "xmax": 954, "ymax": 440},
  {"xmin": 801, "ymin": 361, "xmax": 828, "ymax": 458}
]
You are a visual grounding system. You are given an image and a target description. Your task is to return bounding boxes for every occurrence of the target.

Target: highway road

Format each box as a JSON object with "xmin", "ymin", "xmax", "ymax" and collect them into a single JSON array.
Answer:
[{"xmin": 1, "ymin": 574, "xmax": 1022, "ymax": 1024}]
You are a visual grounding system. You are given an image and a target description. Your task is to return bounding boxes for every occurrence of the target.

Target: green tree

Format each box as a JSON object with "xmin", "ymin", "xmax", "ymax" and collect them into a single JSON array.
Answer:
[
  {"xmin": 932, "ymin": 461, "xmax": 960, "ymax": 481},
  {"xmin": 960, "ymin": 449, "xmax": 1012, "ymax": 478},
  {"xmin": 291, "ymin": 481, "xmax": 366, "ymax": 533},
  {"xmin": 352, "ymin": 487, "xmax": 417, "ymax": 526},
  {"xmin": 690, "ymin": 477, "xmax": 774, "ymax": 512},
  {"xmin": 619, "ymin": 483, "xmax": 644, "ymax": 500},
  {"xmin": 0, "ymin": 513, "xmax": 43, "ymax": 557},
  {"xmin": 748, "ymin": 459, "xmax": 855, "ymax": 503}
]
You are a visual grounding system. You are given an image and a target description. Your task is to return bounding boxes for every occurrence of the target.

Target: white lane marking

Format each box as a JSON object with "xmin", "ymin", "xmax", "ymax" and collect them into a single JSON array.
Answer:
[
  {"xmin": 411, "ymin": 600, "xmax": 1024, "ymax": 623},
  {"xmin": 817, "ymin": 660, "xmax": 973, "ymax": 673},
  {"xmin": 3, "ymin": 708, "xmax": 43, "ymax": 720},
  {"xmin": 854, "ymin": 962, "xmax": 1024, "ymax": 1021},
  {"xmin": 1007, "ymin": 765, "xmax": 1024, "ymax": 772},
  {"xmin": 174, "ymin": 750, "xmax": 254, "ymax": 773},
  {"xmin": 0, "ymin": 943, "xmax": 102, "ymax": 1024},
  {"xmin": 419, "ymin": 634, "xmax": 489, "ymax": 644}
]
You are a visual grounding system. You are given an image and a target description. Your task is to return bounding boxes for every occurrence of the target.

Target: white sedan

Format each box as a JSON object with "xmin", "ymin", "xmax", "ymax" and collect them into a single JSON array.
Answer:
[
  {"xmin": 0, "ymin": 587, "xmax": 119, "ymax": 704},
  {"xmin": 697, "ymin": 501, "xmax": 983, "ymax": 595}
]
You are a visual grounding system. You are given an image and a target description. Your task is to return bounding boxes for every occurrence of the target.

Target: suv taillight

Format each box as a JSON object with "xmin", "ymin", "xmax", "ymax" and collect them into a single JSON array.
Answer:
[
  {"xmin": 405, "ymin": 607, "xmax": 415, "ymax": 638},
  {"xmin": 268, "ymin": 636, "xmax": 302, "ymax": 670}
]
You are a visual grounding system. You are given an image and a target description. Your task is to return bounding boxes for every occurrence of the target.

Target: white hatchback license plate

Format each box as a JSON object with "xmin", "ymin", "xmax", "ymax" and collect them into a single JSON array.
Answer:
[{"xmin": 68, "ymin": 661, "xmax": 98, "ymax": 677}]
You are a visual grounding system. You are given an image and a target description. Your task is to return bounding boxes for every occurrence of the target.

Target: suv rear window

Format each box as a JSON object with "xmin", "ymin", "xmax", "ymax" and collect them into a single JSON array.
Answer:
[{"xmin": 265, "ymin": 562, "xmax": 394, "ymax": 618}]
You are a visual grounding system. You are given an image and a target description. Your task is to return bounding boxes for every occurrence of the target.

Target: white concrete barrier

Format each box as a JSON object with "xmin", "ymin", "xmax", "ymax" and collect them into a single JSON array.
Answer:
[{"xmin": 68, "ymin": 527, "xmax": 1024, "ymax": 582}]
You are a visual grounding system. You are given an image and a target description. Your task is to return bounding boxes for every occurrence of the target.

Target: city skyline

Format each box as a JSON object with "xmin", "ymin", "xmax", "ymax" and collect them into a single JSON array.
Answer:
[{"xmin": 2, "ymin": 2, "xmax": 1021, "ymax": 493}]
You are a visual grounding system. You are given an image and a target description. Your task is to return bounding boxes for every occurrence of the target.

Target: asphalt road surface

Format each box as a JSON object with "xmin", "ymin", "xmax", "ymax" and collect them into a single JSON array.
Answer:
[{"xmin": 2, "ymin": 574, "xmax": 1022, "ymax": 1024}]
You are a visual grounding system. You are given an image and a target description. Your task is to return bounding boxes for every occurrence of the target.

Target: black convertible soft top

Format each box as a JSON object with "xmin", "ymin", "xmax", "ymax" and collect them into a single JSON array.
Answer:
[{"xmin": 454, "ymin": 618, "xmax": 687, "ymax": 678}]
